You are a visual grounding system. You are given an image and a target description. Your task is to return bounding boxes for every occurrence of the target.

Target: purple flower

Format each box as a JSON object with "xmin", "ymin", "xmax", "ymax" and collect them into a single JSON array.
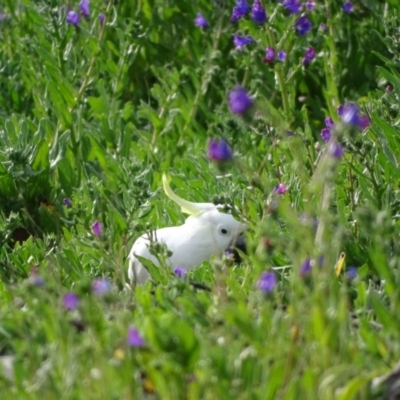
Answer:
[
  {"xmin": 228, "ymin": 87, "xmax": 254, "ymax": 115},
  {"xmin": 257, "ymin": 271, "xmax": 277, "ymax": 293},
  {"xmin": 28, "ymin": 274, "xmax": 45, "ymax": 287},
  {"xmin": 195, "ymin": 13, "xmax": 209, "ymax": 28},
  {"xmin": 286, "ymin": 130, "xmax": 294, "ymax": 136},
  {"xmin": 207, "ymin": 139, "xmax": 233, "ymax": 161},
  {"xmin": 300, "ymin": 258, "xmax": 312, "ymax": 276},
  {"xmin": 92, "ymin": 220, "xmax": 103, "ymax": 237},
  {"xmin": 251, "ymin": 0, "xmax": 267, "ymax": 24},
  {"xmin": 233, "ymin": 34, "xmax": 254, "ymax": 50},
  {"xmin": 358, "ymin": 115, "xmax": 370, "ymax": 130},
  {"xmin": 320, "ymin": 23, "xmax": 327, "ymax": 31},
  {"xmin": 63, "ymin": 198, "xmax": 72, "ymax": 208},
  {"xmin": 64, "ymin": 292, "xmax": 79, "ymax": 311},
  {"xmin": 295, "ymin": 14, "xmax": 312, "ymax": 36},
  {"xmin": 263, "ymin": 46, "xmax": 275, "ymax": 63},
  {"xmin": 337, "ymin": 104, "xmax": 344, "ymax": 116},
  {"xmin": 342, "ymin": 2, "xmax": 353, "ymax": 13},
  {"xmin": 341, "ymin": 103, "xmax": 359, "ymax": 125},
  {"xmin": 325, "ymin": 117, "xmax": 335, "ymax": 129},
  {"xmin": 66, "ymin": 11, "xmax": 80, "ymax": 26},
  {"xmin": 127, "ymin": 326, "xmax": 145, "ymax": 347},
  {"xmin": 347, "ymin": 267, "xmax": 357, "ymax": 280},
  {"xmin": 173, "ymin": 267, "xmax": 187, "ymax": 278},
  {"xmin": 225, "ymin": 249, "xmax": 235, "ymax": 259},
  {"xmin": 329, "ymin": 142, "xmax": 344, "ymax": 159},
  {"xmin": 231, "ymin": 0, "xmax": 251, "ymax": 21},
  {"xmin": 341, "ymin": 103, "xmax": 371, "ymax": 130},
  {"xmin": 302, "ymin": 46, "xmax": 315, "ymax": 65},
  {"xmin": 321, "ymin": 128, "xmax": 331, "ymax": 142},
  {"xmin": 305, "ymin": 0, "xmax": 316, "ymax": 10},
  {"xmin": 278, "ymin": 50, "xmax": 287, "ymax": 61},
  {"xmin": 282, "ymin": 0, "xmax": 302, "ymax": 14},
  {"xmin": 92, "ymin": 278, "xmax": 112, "ymax": 296},
  {"xmin": 98, "ymin": 13, "xmax": 105, "ymax": 26},
  {"xmin": 79, "ymin": 0, "xmax": 90, "ymax": 18},
  {"xmin": 274, "ymin": 183, "xmax": 287, "ymax": 195}
]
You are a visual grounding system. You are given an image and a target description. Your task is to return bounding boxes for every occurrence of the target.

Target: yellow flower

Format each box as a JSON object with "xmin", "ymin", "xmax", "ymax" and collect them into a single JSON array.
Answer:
[{"xmin": 334, "ymin": 252, "xmax": 346, "ymax": 276}]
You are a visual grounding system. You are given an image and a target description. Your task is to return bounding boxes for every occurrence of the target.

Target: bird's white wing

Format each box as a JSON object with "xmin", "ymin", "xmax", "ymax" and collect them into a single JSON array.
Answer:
[{"xmin": 128, "ymin": 174, "xmax": 247, "ymax": 285}]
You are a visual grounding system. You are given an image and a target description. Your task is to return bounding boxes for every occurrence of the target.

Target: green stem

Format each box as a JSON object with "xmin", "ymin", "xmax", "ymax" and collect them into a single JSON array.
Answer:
[
  {"xmin": 324, "ymin": 0, "xmax": 340, "ymax": 110},
  {"xmin": 176, "ymin": 18, "xmax": 224, "ymax": 147},
  {"xmin": 266, "ymin": 29, "xmax": 291, "ymax": 119}
]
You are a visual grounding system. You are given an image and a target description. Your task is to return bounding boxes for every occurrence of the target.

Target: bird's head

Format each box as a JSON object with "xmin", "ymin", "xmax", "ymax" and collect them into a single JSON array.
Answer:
[{"xmin": 162, "ymin": 174, "xmax": 248, "ymax": 258}]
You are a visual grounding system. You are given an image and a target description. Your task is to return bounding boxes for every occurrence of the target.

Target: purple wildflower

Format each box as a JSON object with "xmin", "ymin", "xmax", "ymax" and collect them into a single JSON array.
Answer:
[
  {"xmin": 341, "ymin": 103, "xmax": 371, "ymax": 130},
  {"xmin": 337, "ymin": 104, "xmax": 344, "ymax": 116},
  {"xmin": 305, "ymin": 0, "xmax": 316, "ymax": 10},
  {"xmin": 92, "ymin": 278, "xmax": 112, "ymax": 296},
  {"xmin": 275, "ymin": 183, "xmax": 287, "ymax": 195},
  {"xmin": 225, "ymin": 249, "xmax": 235, "ymax": 259},
  {"xmin": 92, "ymin": 220, "xmax": 103, "ymax": 237},
  {"xmin": 63, "ymin": 198, "xmax": 72, "ymax": 208},
  {"xmin": 341, "ymin": 103, "xmax": 359, "ymax": 125},
  {"xmin": 79, "ymin": 0, "xmax": 90, "ymax": 18},
  {"xmin": 195, "ymin": 13, "xmax": 209, "ymax": 28},
  {"xmin": 173, "ymin": 267, "xmax": 187, "ymax": 278},
  {"xmin": 329, "ymin": 142, "xmax": 344, "ymax": 159},
  {"xmin": 295, "ymin": 14, "xmax": 312, "ymax": 36},
  {"xmin": 233, "ymin": 34, "xmax": 254, "ymax": 50},
  {"xmin": 300, "ymin": 258, "xmax": 312, "ymax": 276},
  {"xmin": 127, "ymin": 326, "xmax": 145, "ymax": 347},
  {"xmin": 231, "ymin": 0, "xmax": 251, "ymax": 21},
  {"xmin": 278, "ymin": 50, "xmax": 287, "ymax": 61},
  {"xmin": 302, "ymin": 46, "xmax": 315, "ymax": 65},
  {"xmin": 28, "ymin": 274, "xmax": 45, "ymax": 287},
  {"xmin": 358, "ymin": 115, "xmax": 370, "ymax": 130},
  {"xmin": 207, "ymin": 139, "xmax": 233, "ymax": 161},
  {"xmin": 321, "ymin": 128, "xmax": 331, "ymax": 142},
  {"xmin": 251, "ymin": 0, "xmax": 267, "ymax": 24},
  {"xmin": 228, "ymin": 87, "xmax": 254, "ymax": 115},
  {"xmin": 257, "ymin": 271, "xmax": 277, "ymax": 293},
  {"xmin": 64, "ymin": 292, "xmax": 79, "ymax": 311},
  {"xmin": 98, "ymin": 13, "xmax": 105, "ymax": 26},
  {"xmin": 347, "ymin": 267, "xmax": 357, "ymax": 280},
  {"xmin": 325, "ymin": 117, "xmax": 335, "ymax": 129},
  {"xmin": 320, "ymin": 23, "xmax": 327, "ymax": 31},
  {"xmin": 286, "ymin": 130, "xmax": 294, "ymax": 136},
  {"xmin": 263, "ymin": 46, "xmax": 275, "ymax": 63},
  {"xmin": 66, "ymin": 11, "xmax": 80, "ymax": 26},
  {"xmin": 342, "ymin": 2, "xmax": 353, "ymax": 13},
  {"xmin": 282, "ymin": 0, "xmax": 302, "ymax": 14}
]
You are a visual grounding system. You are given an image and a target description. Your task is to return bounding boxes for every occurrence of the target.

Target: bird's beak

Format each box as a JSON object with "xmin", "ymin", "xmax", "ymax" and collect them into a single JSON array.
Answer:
[{"xmin": 227, "ymin": 232, "xmax": 247, "ymax": 263}]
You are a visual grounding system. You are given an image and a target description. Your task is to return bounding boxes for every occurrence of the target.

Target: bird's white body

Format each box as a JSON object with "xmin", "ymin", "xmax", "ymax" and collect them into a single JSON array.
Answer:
[{"xmin": 128, "ymin": 175, "xmax": 247, "ymax": 284}]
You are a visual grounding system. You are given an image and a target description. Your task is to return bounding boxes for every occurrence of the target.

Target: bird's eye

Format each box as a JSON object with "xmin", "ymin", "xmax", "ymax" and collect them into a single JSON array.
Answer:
[{"xmin": 220, "ymin": 228, "xmax": 228, "ymax": 235}]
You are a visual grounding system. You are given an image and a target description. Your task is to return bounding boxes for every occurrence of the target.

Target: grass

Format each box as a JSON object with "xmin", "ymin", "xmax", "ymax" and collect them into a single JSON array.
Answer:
[{"xmin": 0, "ymin": 0, "xmax": 400, "ymax": 398}]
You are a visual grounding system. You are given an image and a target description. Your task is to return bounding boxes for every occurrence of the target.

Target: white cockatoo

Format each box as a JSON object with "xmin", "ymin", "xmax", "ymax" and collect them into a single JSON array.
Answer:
[{"xmin": 128, "ymin": 174, "xmax": 247, "ymax": 284}]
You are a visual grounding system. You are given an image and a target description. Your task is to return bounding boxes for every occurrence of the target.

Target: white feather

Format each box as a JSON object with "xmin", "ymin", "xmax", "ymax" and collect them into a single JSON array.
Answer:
[{"xmin": 128, "ymin": 176, "xmax": 247, "ymax": 284}]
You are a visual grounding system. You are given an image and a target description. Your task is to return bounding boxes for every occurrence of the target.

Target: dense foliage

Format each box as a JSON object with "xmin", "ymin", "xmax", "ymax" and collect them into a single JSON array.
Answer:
[{"xmin": 1, "ymin": 0, "xmax": 400, "ymax": 398}]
